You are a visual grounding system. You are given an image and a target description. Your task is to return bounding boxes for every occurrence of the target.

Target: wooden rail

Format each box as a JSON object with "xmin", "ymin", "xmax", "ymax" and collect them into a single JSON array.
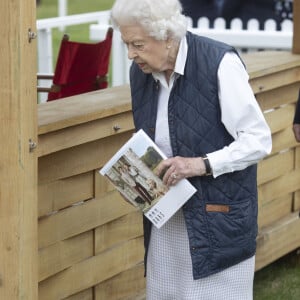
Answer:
[{"xmin": 37, "ymin": 51, "xmax": 300, "ymax": 299}]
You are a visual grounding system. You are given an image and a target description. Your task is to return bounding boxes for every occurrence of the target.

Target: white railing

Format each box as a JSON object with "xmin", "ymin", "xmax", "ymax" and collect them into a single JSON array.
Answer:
[
  {"xmin": 90, "ymin": 16, "xmax": 293, "ymax": 87},
  {"xmin": 37, "ymin": 13, "xmax": 293, "ymax": 93},
  {"xmin": 191, "ymin": 17, "xmax": 293, "ymax": 50}
]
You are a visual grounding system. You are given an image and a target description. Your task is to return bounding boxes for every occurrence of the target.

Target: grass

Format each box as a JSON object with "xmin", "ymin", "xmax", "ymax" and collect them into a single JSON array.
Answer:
[
  {"xmin": 37, "ymin": 2, "xmax": 300, "ymax": 298},
  {"xmin": 37, "ymin": 0, "xmax": 114, "ymax": 19},
  {"xmin": 254, "ymin": 250, "xmax": 300, "ymax": 300}
]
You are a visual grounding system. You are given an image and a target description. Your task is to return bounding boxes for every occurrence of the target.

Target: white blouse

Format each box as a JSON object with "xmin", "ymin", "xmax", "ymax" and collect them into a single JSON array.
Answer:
[{"xmin": 153, "ymin": 35, "xmax": 272, "ymax": 177}]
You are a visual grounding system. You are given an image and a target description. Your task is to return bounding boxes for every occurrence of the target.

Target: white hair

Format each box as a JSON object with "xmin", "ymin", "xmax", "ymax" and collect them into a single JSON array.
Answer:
[{"xmin": 110, "ymin": 0, "xmax": 188, "ymax": 41}]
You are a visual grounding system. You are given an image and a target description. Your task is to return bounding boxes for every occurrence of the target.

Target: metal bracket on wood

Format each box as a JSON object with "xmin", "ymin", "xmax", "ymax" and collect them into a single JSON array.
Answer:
[
  {"xmin": 29, "ymin": 139, "xmax": 37, "ymax": 152},
  {"xmin": 113, "ymin": 124, "xmax": 121, "ymax": 132},
  {"xmin": 28, "ymin": 28, "xmax": 37, "ymax": 43}
]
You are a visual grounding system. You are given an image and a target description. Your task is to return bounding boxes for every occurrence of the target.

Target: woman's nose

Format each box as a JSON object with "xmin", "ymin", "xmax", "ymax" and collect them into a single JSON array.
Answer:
[{"xmin": 127, "ymin": 45, "xmax": 138, "ymax": 60}]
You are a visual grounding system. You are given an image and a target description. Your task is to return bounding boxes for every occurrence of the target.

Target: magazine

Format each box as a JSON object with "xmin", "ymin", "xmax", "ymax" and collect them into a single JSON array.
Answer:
[{"xmin": 99, "ymin": 129, "xmax": 196, "ymax": 228}]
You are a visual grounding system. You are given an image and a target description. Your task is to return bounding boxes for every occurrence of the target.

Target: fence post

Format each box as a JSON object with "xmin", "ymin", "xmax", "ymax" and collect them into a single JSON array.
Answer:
[
  {"xmin": 112, "ymin": 30, "xmax": 130, "ymax": 86},
  {"xmin": 37, "ymin": 28, "xmax": 53, "ymax": 74},
  {"xmin": 293, "ymin": 0, "xmax": 300, "ymax": 53},
  {"xmin": 59, "ymin": 0, "xmax": 67, "ymax": 31},
  {"xmin": 37, "ymin": 28, "xmax": 53, "ymax": 102},
  {"xmin": 0, "ymin": 0, "xmax": 38, "ymax": 298}
]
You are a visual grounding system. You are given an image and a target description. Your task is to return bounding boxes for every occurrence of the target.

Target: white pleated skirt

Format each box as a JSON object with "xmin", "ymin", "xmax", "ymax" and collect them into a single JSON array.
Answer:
[{"xmin": 146, "ymin": 209, "xmax": 255, "ymax": 300}]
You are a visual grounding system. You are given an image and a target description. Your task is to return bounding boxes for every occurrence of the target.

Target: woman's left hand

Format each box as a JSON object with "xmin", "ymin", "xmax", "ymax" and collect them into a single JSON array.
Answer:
[{"xmin": 155, "ymin": 156, "xmax": 207, "ymax": 186}]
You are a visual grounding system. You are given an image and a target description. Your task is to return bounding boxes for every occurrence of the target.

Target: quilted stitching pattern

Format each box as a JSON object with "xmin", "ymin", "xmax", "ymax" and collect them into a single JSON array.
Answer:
[{"xmin": 130, "ymin": 32, "xmax": 258, "ymax": 279}]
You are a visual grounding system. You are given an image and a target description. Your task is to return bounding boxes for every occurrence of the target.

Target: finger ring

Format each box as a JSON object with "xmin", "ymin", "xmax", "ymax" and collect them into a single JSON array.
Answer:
[{"xmin": 171, "ymin": 173, "xmax": 177, "ymax": 179}]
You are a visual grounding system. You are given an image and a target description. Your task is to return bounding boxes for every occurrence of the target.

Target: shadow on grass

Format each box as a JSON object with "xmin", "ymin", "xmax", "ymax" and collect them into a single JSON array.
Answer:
[{"xmin": 254, "ymin": 249, "xmax": 300, "ymax": 300}]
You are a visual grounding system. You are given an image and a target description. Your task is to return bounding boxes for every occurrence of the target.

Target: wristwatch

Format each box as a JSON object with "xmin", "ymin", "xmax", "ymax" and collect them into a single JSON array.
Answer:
[{"xmin": 202, "ymin": 155, "xmax": 212, "ymax": 176}]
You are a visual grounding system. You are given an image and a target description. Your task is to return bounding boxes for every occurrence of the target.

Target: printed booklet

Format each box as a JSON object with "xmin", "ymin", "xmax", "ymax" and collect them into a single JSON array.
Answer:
[{"xmin": 99, "ymin": 129, "xmax": 196, "ymax": 228}]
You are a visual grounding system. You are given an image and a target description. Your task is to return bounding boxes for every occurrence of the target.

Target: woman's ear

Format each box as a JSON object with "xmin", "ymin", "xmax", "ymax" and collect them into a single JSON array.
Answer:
[{"xmin": 166, "ymin": 36, "xmax": 173, "ymax": 49}]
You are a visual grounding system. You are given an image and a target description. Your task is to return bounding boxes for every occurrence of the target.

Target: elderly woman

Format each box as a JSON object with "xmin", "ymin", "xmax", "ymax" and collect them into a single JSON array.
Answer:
[{"xmin": 111, "ymin": 0, "xmax": 272, "ymax": 299}]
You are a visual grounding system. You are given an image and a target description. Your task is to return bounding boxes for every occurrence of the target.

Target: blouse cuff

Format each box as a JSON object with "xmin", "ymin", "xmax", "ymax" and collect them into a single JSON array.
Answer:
[{"xmin": 206, "ymin": 150, "xmax": 234, "ymax": 178}]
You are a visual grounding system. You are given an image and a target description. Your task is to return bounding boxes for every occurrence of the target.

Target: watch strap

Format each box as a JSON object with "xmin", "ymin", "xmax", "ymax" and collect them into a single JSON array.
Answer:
[{"xmin": 202, "ymin": 155, "xmax": 212, "ymax": 176}]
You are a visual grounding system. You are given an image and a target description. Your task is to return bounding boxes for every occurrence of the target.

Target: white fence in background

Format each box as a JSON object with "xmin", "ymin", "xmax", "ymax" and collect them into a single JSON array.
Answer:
[
  {"xmin": 37, "ymin": 12, "xmax": 293, "ymax": 90},
  {"xmin": 58, "ymin": 0, "xmax": 67, "ymax": 31},
  {"xmin": 58, "ymin": 0, "xmax": 67, "ymax": 18}
]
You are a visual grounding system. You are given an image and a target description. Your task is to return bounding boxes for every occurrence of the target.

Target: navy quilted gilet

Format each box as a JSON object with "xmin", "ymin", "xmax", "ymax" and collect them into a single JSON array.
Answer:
[{"xmin": 130, "ymin": 32, "xmax": 258, "ymax": 279}]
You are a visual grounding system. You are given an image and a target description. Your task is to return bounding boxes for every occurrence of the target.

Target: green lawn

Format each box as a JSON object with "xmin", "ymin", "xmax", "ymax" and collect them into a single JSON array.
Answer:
[
  {"xmin": 37, "ymin": 0, "xmax": 114, "ymax": 19},
  {"xmin": 37, "ymin": 1, "xmax": 300, "ymax": 299},
  {"xmin": 254, "ymin": 250, "xmax": 300, "ymax": 300}
]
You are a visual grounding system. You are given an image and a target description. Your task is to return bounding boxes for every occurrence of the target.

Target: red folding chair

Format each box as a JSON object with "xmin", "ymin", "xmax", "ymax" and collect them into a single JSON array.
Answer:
[{"xmin": 40, "ymin": 27, "xmax": 113, "ymax": 101}]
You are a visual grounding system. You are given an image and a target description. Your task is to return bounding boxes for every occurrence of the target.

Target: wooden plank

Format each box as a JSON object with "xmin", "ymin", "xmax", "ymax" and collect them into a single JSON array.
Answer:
[
  {"xmin": 258, "ymin": 194, "xmax": 293, "ymax": 229},
  {"xmin": 63, "ymin": 288, "xmax": 93, "ymax": 300},
  {"xmin": 95, "ymin": 211, "xmax": 143, "ymax": 254},
  {"xmin": 95, "ymin": 263, "xmax": 145, "ymax": 300},
  {"xmin": 38, "ymin": 111, "xmax": 134, "ymax": 157},
  {"xmin": 38, "ymin": 237, "xmax": 144, "ymax": 300},
  {"xmin": 296, "ymin": 146, "xmax": 300, "ymax": 168},
  {"xmin": 95, "ymin": 168, "xmax": 116, "ymax": 197},
  {"xmin": 0, "ymin": 0, "xmax": 37, "ymax": 299},
  {"xmin": 257, "ymin": 150, "xmax": 294, "ymax": 185},
  {"xmin": 264, "ymin": 104, "xmax": 295, "ymax": 134},
  {"xmin": 258, "ymin": 169, "xmax": 300, "ymax": 204},
  {"xmin": 38, "ymin": 84, "xmax": 131, "ymax": 134},
  {"xmin": 39, "ymin": 231, "xmax": 93, "ymax": 281},
  {"xmin": 293, "ymin": 146, "xmax": 300, "ymax": 211},
  {"xmin": 38, "ymin": 131, "xmax": 133, "ymax": 184},
  {"xmin": 271, "ymin": 126, "xmax": 298, "ymax": 154},
  {"xmin": 38, "ymin": 172, "xmax": 94, "ymax": 217},
  {"xmin": 293, "ymin": 0, "xmax": 300, "ymax": 54},
  {"xmin": 294, "ymin": 191, "xmax": 300, "ymax": 211},
  {"xmin": 256, "ymin": 82, "xmax": 300, "ymax": 112},
  {"xmin": 38, "ymin": 191, "xmax": 136, "ymax": 249},
  {"xmin": 249, "ymin": 67, "xmax": 300, "ymax": 94},
  {"xmin": 123, "ymin": 291, "xmax": 146, "ymax": 300},
  {"xmin": 256, "ymin": 212, "xmax": 300, "ymax": 270},
  {"xmin": 242, "ymin": 51, "xmax": 300, "ymax": 79}
]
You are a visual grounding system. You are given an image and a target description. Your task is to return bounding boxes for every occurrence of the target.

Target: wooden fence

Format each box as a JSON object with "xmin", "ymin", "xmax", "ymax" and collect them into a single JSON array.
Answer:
[{"xmin": 37, "ymin": 51, "xmax": 300, "ymax": 299}]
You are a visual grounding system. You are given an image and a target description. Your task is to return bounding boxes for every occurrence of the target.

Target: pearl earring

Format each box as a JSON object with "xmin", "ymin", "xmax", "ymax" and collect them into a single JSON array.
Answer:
[{"xmin": 167, "ymin": 45, "xmax": 171, "ymax": 49}]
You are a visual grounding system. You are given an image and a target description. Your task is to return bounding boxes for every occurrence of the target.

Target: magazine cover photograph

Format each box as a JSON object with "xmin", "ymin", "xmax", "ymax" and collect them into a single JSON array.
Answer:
[{"xmin": 105, "ymin": 147, "xmax": 169, "ymax": 212}]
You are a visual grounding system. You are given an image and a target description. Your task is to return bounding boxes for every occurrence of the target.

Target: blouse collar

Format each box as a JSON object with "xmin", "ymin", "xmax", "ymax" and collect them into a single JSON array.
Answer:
[{"xmin": 152, "ymin": 35, "xmax": 187, "ymax": 83}]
